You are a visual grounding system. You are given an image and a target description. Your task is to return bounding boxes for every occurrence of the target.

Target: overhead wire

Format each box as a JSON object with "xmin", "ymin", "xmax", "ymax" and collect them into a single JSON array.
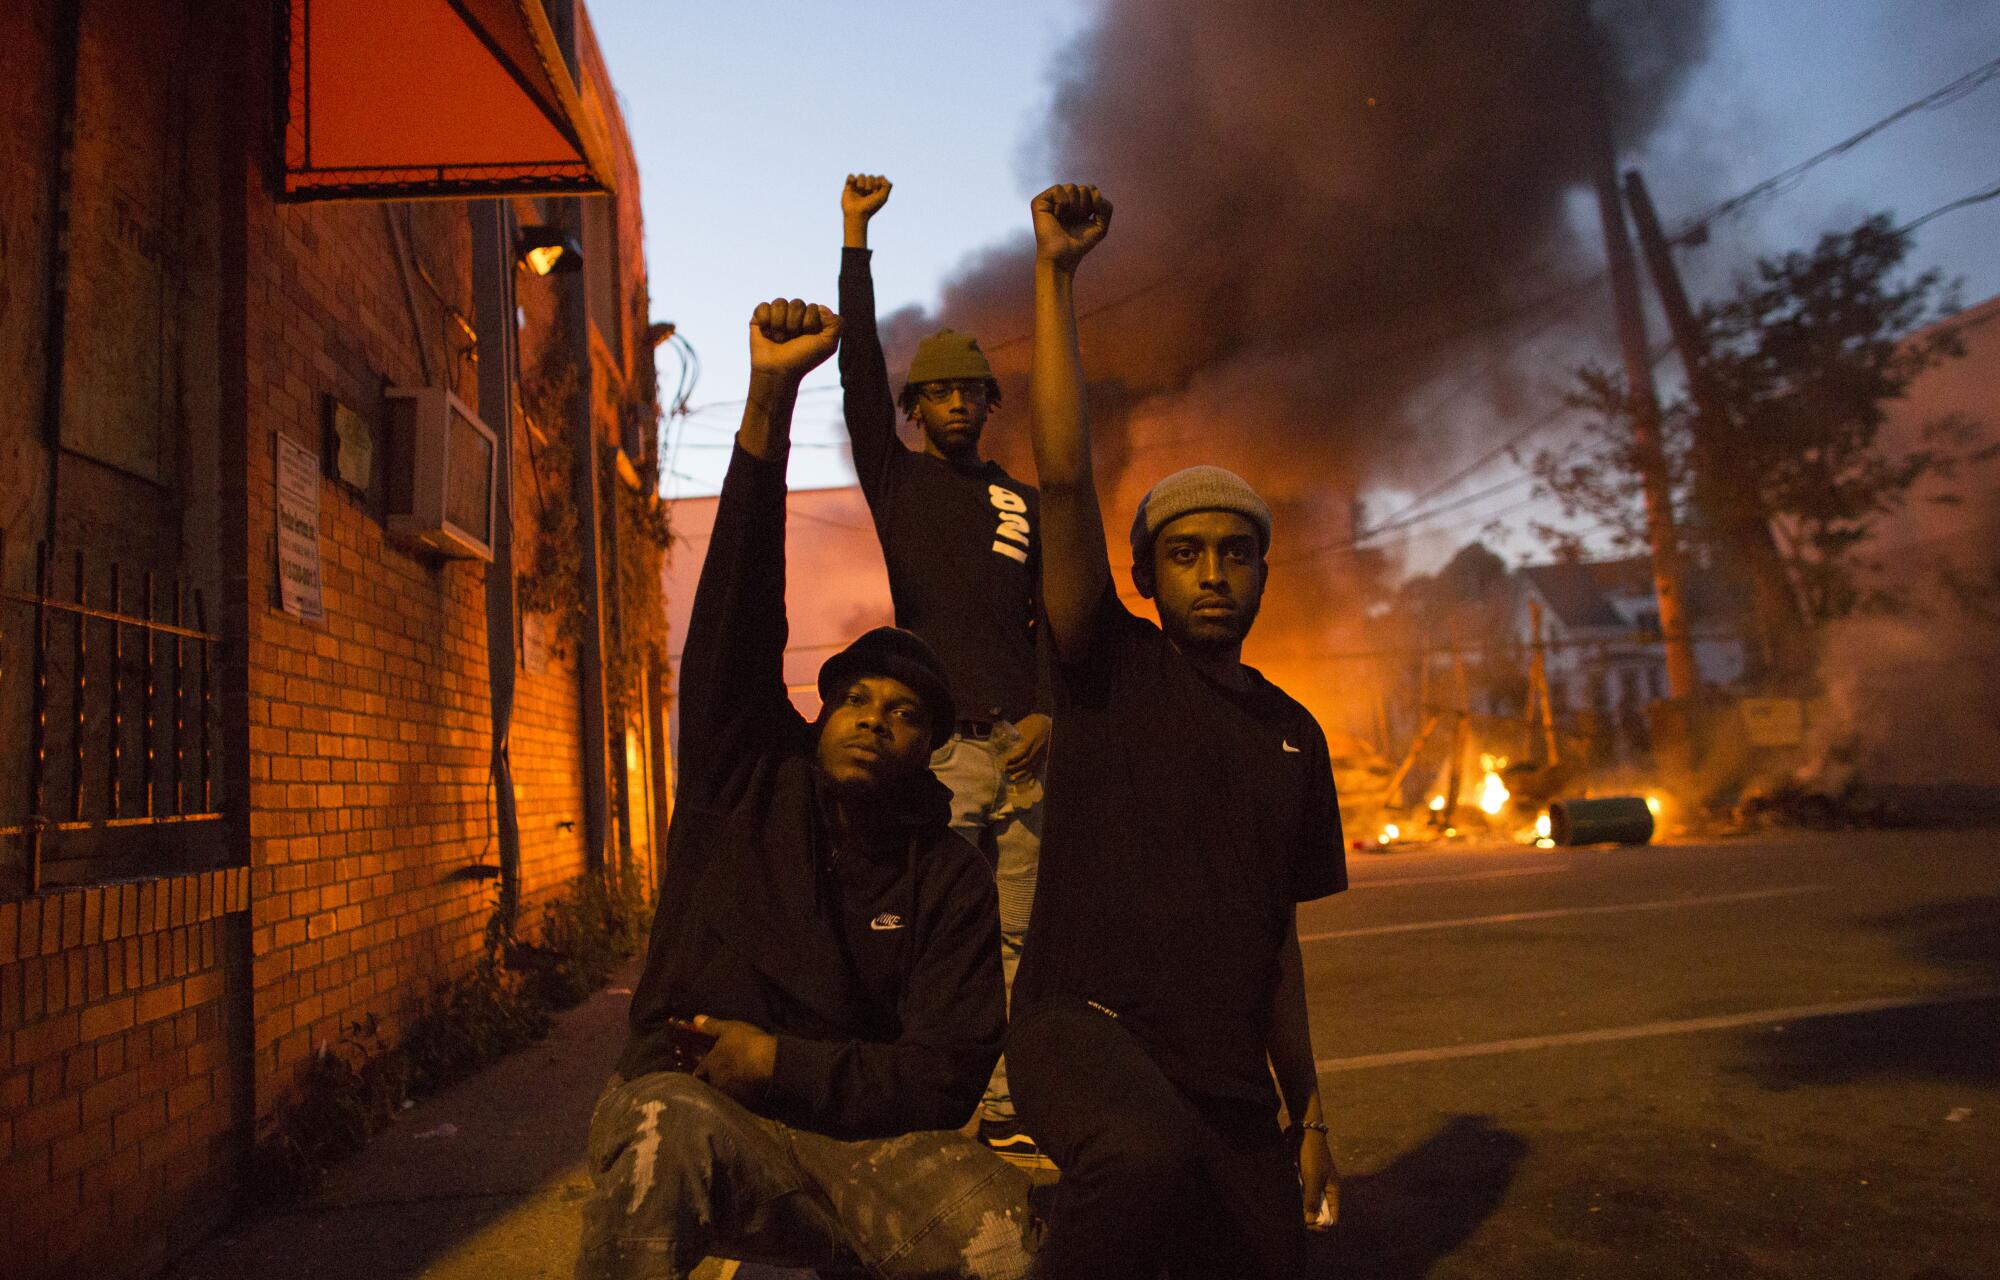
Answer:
[
  {"xmin": 1336, "ymin": 59, "xmax": 2000, "ymax": 558},
  {"xmin": 1269, "ymin": 435, "xmax": 1626, "ymax": 566},
  {"xmin": 660, "ymin": 331, "xmax": 702, "ymax": 495},
  {"xmin": 660, "ymin": 58, "xmax": 2000, "ymax": 522},
  {"xmin": 1898, "ymin": 177, "xmax": 2000, "ymax": 234},
  {"xmin": 678, "ymin": 384, "xmax": 842, "ymax": 416},
  {"xmin": 1357, "ymin": 60, "xmax": 2000, "ymax": 534},
  {"xmin": 1670, "ymin": 52, "xmax": 2000, "ymax": 241},
  {"xmin": 961, "ymin": 55, "xmax": 2000, "ymax": 378}
]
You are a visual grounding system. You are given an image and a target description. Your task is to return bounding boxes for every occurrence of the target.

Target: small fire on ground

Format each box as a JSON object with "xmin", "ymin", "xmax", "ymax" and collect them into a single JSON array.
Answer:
[
  {"xmin": 1372, "ymin": 749, "xmax": 1669, "ymax": 850},
  {"xmin": 1476, "ymin": 755, "xmax": 1510, "ymax": 815}
]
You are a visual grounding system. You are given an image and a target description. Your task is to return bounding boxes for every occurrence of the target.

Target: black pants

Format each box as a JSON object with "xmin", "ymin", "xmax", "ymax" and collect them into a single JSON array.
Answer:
[{"xmin": 1008, "ymin": 999, "xmax": 1306, "ymax": 1280}]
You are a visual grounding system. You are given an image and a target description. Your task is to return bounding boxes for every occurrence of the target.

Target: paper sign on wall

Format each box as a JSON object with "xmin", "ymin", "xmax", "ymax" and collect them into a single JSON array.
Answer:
[{"xmin": 276, "ymin": 433, "xmax": 326, "ymax": 623}]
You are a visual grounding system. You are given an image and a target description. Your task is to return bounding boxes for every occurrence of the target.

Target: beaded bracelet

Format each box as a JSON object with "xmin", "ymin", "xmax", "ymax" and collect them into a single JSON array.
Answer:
[{"xmin": 1290, "ymin": 1119, "xmax": 1329, "ymax": 1135}]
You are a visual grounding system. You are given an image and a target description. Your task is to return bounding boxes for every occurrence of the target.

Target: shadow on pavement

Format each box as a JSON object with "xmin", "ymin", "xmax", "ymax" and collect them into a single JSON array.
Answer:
[
  {"xmin": 1881, "ymin": 895, "xmax": 2000, "ymax": 985},
  {"xmin": 1732, "ymin": 896, "xmax": 2000, "ymax": 1090},
  {"xmin": 1312, "ymin": 1114, "xmax": 1528, "ymax": 1278}
]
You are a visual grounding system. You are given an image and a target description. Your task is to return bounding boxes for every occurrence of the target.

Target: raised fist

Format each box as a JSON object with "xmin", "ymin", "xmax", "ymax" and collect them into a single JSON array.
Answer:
[
  {"xmin": 843, "ymin": 174, "xmax": 893, "ymax": 221},
  {"xmin": 1032, "ymin": 183, "xmax": 1113, "ymax": 268},
  {"xmin": 748, "ymin": 298, "xmax": 841, "ymax": 381}
]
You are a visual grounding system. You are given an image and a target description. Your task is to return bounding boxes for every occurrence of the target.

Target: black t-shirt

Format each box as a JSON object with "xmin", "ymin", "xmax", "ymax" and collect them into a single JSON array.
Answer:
[
  {"xmin": 840, "ymin": 248, "xmax": 1040, "ymax": 723},
  {"xmin": 1015, "ymin": 589, "xmax": 1347, "ymax": 1106}
]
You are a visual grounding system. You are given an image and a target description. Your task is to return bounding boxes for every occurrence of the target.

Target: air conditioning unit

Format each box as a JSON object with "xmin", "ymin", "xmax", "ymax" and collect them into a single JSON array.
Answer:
[{"xmin": 385, "ymin": 386, "xmax": 497, "ymax": 562}]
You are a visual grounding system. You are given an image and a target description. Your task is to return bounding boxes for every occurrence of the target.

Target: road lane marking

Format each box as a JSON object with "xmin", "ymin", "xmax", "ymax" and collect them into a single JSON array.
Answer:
[
  {"xmin": 1300, "ymin": 884, "xmax": 1829, "ymax": 943},
  {"xmin": 1349, "ymin": 865, "xmax": 1563, "ymax": 890},
  {"xmin": 1315, "ymin": 987, "xmax": 2000, "ymax": 1073}
]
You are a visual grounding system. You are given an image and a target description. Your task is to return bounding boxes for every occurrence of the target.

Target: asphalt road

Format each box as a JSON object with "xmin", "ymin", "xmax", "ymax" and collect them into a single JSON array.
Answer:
[
  {"xmin": 167, "ymin": 825, "xmax": 1999, "ymax": 1280},
  {"xmin": 1301, "ymin": 825, "xmax": 2000, "ymax": 1279}
]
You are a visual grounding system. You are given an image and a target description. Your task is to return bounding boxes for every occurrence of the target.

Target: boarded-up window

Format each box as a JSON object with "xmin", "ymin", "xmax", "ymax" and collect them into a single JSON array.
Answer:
[{"xmin": 58, "ymin": 0, "xmax": 194, "ymax": 485}]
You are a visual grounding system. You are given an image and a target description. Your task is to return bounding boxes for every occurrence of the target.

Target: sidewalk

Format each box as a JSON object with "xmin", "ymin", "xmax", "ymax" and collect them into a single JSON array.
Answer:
[
  {"xmin": 165, "ymin": 961, "xmax": 769, "ymax": 1280},
  {"xmin": 164, "ymin": 960, "xmax": 1051, "ymax": 1280}
]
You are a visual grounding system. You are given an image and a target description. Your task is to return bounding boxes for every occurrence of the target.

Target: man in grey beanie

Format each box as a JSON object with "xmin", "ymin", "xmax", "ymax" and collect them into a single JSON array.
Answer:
[{"xmin": 1007, "ymin": 184, "xmax": 1346, "ymax": 1279}]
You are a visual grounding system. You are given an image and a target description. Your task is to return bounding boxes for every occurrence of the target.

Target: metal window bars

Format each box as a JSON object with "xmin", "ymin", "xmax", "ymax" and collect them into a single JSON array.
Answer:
[{"xmin": 0, "ymin": 532, "xmax": 222, "ymax": 895}]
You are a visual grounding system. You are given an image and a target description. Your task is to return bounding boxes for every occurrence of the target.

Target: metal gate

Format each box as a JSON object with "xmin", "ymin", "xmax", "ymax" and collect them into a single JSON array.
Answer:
[{"xmin": 0, "ymin": 532, "xmax": 222, "ymax": 895}]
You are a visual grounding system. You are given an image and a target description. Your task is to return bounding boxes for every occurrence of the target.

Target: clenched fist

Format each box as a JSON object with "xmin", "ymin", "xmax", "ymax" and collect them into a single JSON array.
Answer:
[
  {"xmin": 748, "ymin": 298, "xmax": 841, "ymax": 382},
  {"xmin": 843, "ymin": 173, "xmax": 893, "ymax": 221},
  {"xmin": 691, "ymin": 1015, "xmax": 778, "ymax": 1107},
  {"xmin": 1032, "ymin": 183, "xmax": 1113, "ymax": 269}
]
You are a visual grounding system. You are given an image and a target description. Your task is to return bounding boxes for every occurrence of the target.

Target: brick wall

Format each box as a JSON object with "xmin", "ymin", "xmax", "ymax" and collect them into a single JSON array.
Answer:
[
  {"xmin": 0, "ymin": 870, "xmax": 251, "ymax": 1278},
  {"xmin": 235, "ymin": 184, "xmax": 611, "ymax": 1119},
  {"xmin": 0, "ymin": 3, "xmax": 660, "ymax": 1275}
]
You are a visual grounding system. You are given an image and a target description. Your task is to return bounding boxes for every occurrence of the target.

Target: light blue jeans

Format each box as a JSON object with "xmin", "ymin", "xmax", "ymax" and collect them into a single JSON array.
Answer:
[{"xmin": 929, "ymin": 726, "xmax": 1043, "ymax": 1125}]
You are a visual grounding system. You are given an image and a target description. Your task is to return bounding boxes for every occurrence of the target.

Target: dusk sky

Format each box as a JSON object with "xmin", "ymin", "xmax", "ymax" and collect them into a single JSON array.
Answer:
[{"xmin": 590, "ymin": 0, "xmax": 2000, "ymax": 575}]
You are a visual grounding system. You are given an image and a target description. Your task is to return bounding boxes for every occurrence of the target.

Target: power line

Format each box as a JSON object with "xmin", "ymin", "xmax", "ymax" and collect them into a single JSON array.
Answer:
[
  {"xmin": 1360, "ymin": 402, "xmax": 1579, "ymax": 539},
  {"xmin": 679, "ymin": 384, "xmax": 843, "ymax": 416},
  {"xmin": 1671, "ymin": 52, "xmax": 2000, "ymax": 240},
  {"xmin": 981, "ymin": 271, "xmax": 1189, "ymax": 355},
  {"xmin": 1899, "ymin": 177, "xmax": 2000, "ymax": 234},
  {"xmin": 1373, "ymin": 440, "xmax": 1589, "ymax": 533},
  {"xmin": 673, "ymin": 439, "xmax": 850, "ymax": 450},
  {"xmin": 951, "ymin": 55, "xmax": 2000, "ymax": 377},
  {"xmin": 787, "ymin": 506, "xmax": 877, "ymax": 533},
  {"xmin": 1272, "ymin": 439, "xmax": 1623, "ymax": 567},
  {"xmin": 1340, "ymin": 165, "xmax": 2000, "ymax": 563},
  {"xmin": 1360, "ymin": 62, "xmax": 2000, "ymax": 527}
]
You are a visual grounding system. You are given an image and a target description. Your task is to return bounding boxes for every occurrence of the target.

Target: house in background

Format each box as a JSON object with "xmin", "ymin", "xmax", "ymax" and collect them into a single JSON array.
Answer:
[{"xmin": 1514, "ymin": 556, "xmax": 1748, "ymax": 761}]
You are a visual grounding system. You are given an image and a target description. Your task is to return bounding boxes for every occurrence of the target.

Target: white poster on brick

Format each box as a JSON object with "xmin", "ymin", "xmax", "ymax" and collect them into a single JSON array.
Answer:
[{"xmin": 275, "ymin": 433, "xmax": 326, "ymax": 623}]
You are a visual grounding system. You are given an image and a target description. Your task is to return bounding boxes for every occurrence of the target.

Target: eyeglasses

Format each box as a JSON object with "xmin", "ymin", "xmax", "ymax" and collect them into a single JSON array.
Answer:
[{"xmin": 916, "ymin": 381, "xmax": 991, "ymax": 404}]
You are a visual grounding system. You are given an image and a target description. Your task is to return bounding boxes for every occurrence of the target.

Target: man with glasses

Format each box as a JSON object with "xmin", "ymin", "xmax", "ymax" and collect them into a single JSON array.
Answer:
[{"xmin": 838, "ymin": 174, "xmax": 1051, "ymax": 1167}]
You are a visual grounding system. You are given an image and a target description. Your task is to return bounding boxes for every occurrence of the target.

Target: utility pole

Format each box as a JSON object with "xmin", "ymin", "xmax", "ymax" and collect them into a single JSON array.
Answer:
[
  {"xmin": 1579, "ymin": 8, "xmax": 1700, "ymax": 700},
  {"xmin": 1623, "ymin": 169, "xmax": 1804, "ymax": 679}
]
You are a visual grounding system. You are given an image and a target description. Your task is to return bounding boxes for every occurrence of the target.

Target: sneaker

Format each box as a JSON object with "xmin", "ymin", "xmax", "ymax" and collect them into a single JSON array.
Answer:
[{"xmin": 980, "ymin": 1117, "xmax": 1055, "ymax": 1170}]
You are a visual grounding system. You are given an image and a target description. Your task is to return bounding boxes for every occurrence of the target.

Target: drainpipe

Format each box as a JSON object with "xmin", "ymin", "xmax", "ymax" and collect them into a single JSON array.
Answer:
[
  {"xmin": 560, "ymin": 216, "xmax": 611, "ymax": 876},
  {"xmin": 471, "ymin": 201, "xmax": 523, "ymax": 923}
]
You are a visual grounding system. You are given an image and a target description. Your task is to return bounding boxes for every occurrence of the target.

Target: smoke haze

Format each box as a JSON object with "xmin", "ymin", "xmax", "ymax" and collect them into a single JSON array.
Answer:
[{"xmin": 877, "ymin": 0, "xmax": 1717, "ymax": 737}]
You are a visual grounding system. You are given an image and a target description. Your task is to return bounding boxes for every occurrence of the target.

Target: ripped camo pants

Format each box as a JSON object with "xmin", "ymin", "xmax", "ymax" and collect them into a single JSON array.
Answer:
[{"xmin": 576, "ymin": 1071, "xmax": 1036, "ymax": 1280}]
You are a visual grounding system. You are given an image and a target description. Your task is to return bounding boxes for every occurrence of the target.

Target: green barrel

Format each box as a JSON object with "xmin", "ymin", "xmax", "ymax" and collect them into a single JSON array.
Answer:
[{"xmin": 1549, "ymin": 796, "xmax": 1654, "ymax": 846}]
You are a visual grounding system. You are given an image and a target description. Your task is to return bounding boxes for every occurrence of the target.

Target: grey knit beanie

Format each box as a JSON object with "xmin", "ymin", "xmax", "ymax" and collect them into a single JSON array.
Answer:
[{"xmin": 1129, "ymin": 465, "xmax": 1273, "ymax": 564}]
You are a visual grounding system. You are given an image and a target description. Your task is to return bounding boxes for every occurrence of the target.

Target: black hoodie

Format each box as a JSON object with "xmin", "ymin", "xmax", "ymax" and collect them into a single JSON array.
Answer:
[{"xmin": 617, "ymin": 446, "xmax": 1004, "ymax": 1140}]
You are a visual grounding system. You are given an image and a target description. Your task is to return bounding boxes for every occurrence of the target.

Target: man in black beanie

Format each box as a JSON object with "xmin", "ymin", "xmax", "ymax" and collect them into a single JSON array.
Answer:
[
  {"xmin": 575, "ymin": 299, "xmax": 1033, "ymax": 1280},
  {"xmin": 1009, "ymin": 185, "xmax": 1345, "ymax": 1279}
]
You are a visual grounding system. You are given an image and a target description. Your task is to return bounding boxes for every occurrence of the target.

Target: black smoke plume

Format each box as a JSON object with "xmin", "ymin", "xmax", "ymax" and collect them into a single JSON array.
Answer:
[{"xmin": 880, "ymin": 0, "xmax": 1717, "ymax": 737}]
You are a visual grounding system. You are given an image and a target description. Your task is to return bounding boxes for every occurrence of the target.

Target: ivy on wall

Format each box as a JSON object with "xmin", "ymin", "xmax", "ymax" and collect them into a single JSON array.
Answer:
[
  {"xmin": 515, "ymin": 339, "xmax": 586, "ymax": 661},
  {"xmin": 514, "ymin": 324, "xmax": 673, "ymax": 732},
  {"xmin": 605, "ymin": 441, "xmax": 671, "ymax": 731}
]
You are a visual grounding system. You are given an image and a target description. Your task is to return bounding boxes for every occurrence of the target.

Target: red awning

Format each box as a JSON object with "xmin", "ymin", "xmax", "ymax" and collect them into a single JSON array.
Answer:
[{"xmin": 282, "ymin": 0, "xmax": 616, "ymax": 201}]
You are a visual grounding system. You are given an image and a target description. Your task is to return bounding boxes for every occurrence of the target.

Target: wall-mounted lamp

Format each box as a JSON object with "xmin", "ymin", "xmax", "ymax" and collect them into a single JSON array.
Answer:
[
  {"xmin": 646, "ymin": 321, "xmax": 677, "ymax": 349},
  {"xmin": 515, "ymin": 226, "xmax": 583, "ymax": 276}
]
